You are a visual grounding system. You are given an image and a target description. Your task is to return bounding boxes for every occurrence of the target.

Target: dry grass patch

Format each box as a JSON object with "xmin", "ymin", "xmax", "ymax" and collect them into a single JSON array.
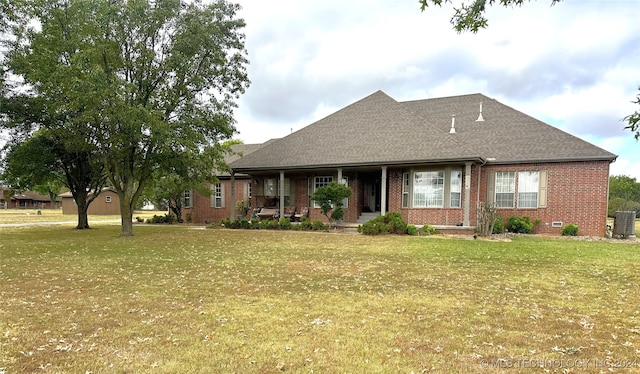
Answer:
[
  {"xmin": 0, "ymin": 209, "xmax": 163, "ymax": 225},
  {"xmin": 1, "ymin": 226, "xmax": 639, "ymax": 373}
]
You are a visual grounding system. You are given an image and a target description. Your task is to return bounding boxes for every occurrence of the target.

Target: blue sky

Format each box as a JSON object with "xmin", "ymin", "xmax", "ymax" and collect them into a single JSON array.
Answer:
[{"xmin": 233, "ymin": 0, "xmax": 640, "ymax": 179}]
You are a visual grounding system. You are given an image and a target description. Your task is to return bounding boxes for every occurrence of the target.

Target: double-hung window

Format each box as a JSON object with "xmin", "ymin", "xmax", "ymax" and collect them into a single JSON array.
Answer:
[
  {"xmin": 213, "ymin": 183, "xmax": 223, "ymax": 208},
  {"xmin": 183, "ymin": 189, "xmax": 192, "ymax": 208},
  {"xmin": 517, "ymin": 171, "xmax": 539, "ymax": 208},
  {"xmin": 495, "ymin": 172, "xmax": 515, "ymax": 208}
]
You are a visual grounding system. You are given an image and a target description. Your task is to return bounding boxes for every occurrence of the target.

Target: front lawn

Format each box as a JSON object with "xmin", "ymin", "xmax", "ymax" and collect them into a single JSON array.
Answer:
[{"xmin": 1, "ymin": 226, "xmax": 639, "ymax": 373}]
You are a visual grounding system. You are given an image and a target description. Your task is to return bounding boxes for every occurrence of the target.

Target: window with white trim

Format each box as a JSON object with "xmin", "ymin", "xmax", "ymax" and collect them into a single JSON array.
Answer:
[
  {"xmin": 183, "ymin": 189, "xmax": 192, "ymax": 208},
  {"xmin": 313, "ymin": 176, "xmax": 333, "ymax": 208},
  {"xmin": 450, "ymin": 170, "xmax": 462, "ymax": 208},
  {"xmin": 402, "ymin": 172, "xmax": 409, "ymax": 208},
  {"xmin": 105, "ymin": 196, "xmax": 112, "ymax": 203},
  {"xmin": 213, "ymin": 183, "xmax": 223, "ymax": 208},
  {"xmin": 517, "ymin": 171, "xmax": 539, "ymax": 208},
  {"xmin": 413, "ymin": 171, "xmax": 444, "ymax": 208},
  {"xmin": 340, "ymin": 177, "xmax": 349, "ymax": 208},
  {"xmin": 495, "ymin": 172, "xmax": 515, "ymax": 208}
]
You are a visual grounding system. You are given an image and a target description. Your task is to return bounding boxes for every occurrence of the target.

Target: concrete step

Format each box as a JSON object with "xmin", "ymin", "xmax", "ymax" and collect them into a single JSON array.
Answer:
[{"xmin": 357, "ymin": 212, "xmax": 380, "ymax": 224}]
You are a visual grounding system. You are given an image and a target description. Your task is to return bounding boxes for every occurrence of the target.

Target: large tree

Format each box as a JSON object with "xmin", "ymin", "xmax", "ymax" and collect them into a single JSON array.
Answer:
[
  {"xmin": 0, "ymin": 96, "xmax": 107, "ymax": 229},
  {"xmin": 4, "ymin": 0, "xmax": 250, "ymax": 236}
]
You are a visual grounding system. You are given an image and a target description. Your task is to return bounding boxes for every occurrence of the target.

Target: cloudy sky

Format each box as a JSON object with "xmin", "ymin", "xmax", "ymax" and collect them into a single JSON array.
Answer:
[{"xmin": 232, "ymin": 0, "xmax": 640, "ymax": 179}]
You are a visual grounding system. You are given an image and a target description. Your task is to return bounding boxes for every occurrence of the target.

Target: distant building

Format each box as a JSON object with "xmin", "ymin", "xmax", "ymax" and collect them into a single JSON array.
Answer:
[{"xmin": 60, "ymin": 188, "xmax": 120, "ymax": 215}]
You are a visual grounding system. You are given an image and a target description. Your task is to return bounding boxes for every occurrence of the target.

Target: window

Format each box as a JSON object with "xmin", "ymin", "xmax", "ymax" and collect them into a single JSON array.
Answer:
[
  {"xmin": 450, "ymin": 170, "xmax": 462, "ymax": 208},
  {"xmin": 518, "ymin": 171, "xmax": 539, "ymax": 208},
  {"xmin": 213, "ymin": 183, "xmax": 223, "ymax": 208},
  {"xmin": 247, "ymin": 183, "xmax": 252, "ymax": 199},
  {"xmin": 402, "ymin": 172, "xmax": 409, "ymax": 208},
  {"xmin": 313, "ymin": 176, "xmax": 333, "ymax": 208},
  {"xmin": 413, "ymin": 171, "xmax": 444, "ymax": 208},
  {"xmin": 340, "ymin": 177, "xmax": 349, "ymax": 208},
  {"xmin": 495, "ymin": 172, "xmax": 515, "ymax": 208},
  {"xmin": 105, "ymin": 196, "xmax": 112, "ymax": 203},
  {"xmin": 183, "ymin": 189, "xmax": 192, "ymax": 208},
  {"xmin": 264, "ymin": 179, "xmax": 277, "ymax": 196}
]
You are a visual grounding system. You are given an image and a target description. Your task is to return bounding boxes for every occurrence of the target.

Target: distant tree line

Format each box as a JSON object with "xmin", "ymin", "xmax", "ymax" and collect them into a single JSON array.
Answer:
[{"xmin": 609, "ymin": 175, "xmax": 640, "ymax": 218}]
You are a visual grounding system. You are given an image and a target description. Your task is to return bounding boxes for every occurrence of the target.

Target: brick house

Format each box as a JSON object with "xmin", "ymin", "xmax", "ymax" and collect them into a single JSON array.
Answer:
[
  {"xmin": 9, "ymin": 190, "xmax": 61, "ymax": 209},
  {"xmin": 193, "ymin": 91, "xmax": 617, "ymax": 236},
  {"xmin": 60, "ymin": 188, "xmax": 120, "ymax": 215}
]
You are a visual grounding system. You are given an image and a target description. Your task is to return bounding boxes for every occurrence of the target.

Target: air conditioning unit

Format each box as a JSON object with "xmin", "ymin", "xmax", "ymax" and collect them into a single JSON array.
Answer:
[{"xmin": 613, "ymin": 211, "xmax": 636, "ymax": 239}]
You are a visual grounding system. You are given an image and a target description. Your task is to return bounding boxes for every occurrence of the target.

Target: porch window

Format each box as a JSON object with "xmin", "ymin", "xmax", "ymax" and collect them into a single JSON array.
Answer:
[
  {"xmin": 450, "ymin": 170, "xmax": 461, "ymax": 208},
  {"xmin": 313, "ymin": 176, "xmax": 333, "ymax": 208},
  {"xmin": 517, "ymin": 171, "xmax": 539, "ymax": 208},
  {"xmin": 413, "ymin": 171, "xmax": 444, "ymax": 208},
  {"xmin": 495, "ymin": 172, "xmax": 515, "ymax": 208},
  {"xmin": 402, "ymin": 172, "xmax": 409, "ymax": 208},
  {"xmin": 264, "ymin": 178, "xmax": 277, "ymax": 196},
  {"xmin": 340, "ymin": 177, "xmax": 349, "ymax": 208}
]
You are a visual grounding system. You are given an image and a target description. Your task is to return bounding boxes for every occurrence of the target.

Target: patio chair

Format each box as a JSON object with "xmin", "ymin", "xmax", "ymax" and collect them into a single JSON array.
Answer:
[{"xmin": 293, "ymin": 207, "xmax": 309, "ymax": 222}]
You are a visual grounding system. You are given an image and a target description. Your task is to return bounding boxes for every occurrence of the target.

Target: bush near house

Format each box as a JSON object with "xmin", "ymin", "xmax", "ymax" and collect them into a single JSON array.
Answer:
[
  {"xmin": 506, "ymin": 216, "xmax": 540, "ymax": 234},
  {"xmin": 562, "ymin": 224, "xmax": 579, "ymax": 236},
  {"xmin": 358, "ymin": 212, "xmax": 408, "ymax": 235}
]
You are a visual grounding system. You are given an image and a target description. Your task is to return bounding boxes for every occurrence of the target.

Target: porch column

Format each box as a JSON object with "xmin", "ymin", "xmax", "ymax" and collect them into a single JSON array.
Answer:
[
  {"xmin": 381, "ymin": 166, "xmax": 387, "ymax": 216},
  {"xmin": 230, "ymin": 172, "xmax": 236, "ymax": 221},
  {"xmin": 463, "ymin": 162, "xmax": 472, "ymax": 226},
  {"xmin": 279, "ymin": 171, "xmax": 285, "ymax": 219},
  {"xmin": 337, "ymin": 168, "xmax": 342, "ymax": 182}
]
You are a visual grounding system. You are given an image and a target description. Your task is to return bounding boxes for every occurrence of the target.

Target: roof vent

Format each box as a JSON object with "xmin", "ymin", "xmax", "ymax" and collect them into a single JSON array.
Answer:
[
  {"xmin": 449, "ymin": 115, "xmax": 456, "ymax": 134},
  {"xmin": 476, "ymin": 101, "xmax": 485, "ymax": 122}
]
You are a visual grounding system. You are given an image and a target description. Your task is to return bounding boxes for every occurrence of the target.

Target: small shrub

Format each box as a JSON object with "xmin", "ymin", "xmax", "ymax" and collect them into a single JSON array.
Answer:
[
  {"xmin": 186, "ymin": 213, "xmax": 192, "ymax": 223},
  {"xmin": 562, "ymin": 224, "xmax": 579, "ymax": 236},
  {"xmin": 299, "ymin": 217, "xmax": 313, "ymax": 230},
  {"xmin": 260, "ymin": 219, "xmax": 279, "ymax": 230},
  {"xmin": 279, "ymin": 218, "xmax": 291, "ymax": 230},
  {"xmin": 506, "ymin": 216, "xmax": 540, "ymax": 234},
  {"xmin": 147, "ymin": 214, "xmax": 176, "ymax": 224},
  {"xmin": 419, "ymin": 224, "xmax": 440, "ymax": 236},
  {"xmin": 358, "ymin": 212, "xmax": 407, "ymax": 236},
  {"xmin": 311, "ymin": 220, "xmax": 326, "ymax": 231},
  {"xmin": 492, "ymin": 216, "xmax": 504, "ymax": 234},
  {"xmin": 236, "ymin": 218, "xmax": 250, "ymax": 229},
  {"xmin": 220, "ymin": 218, "xmax": 231, "ymax": 228},
  {"xmin": 406, "ymin": 225, "xmax": 418, "ymax": 236}
]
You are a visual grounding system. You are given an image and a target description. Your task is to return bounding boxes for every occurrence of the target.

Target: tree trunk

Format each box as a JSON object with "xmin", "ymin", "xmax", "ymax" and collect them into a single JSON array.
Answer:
[
  {"xmin": 120, "ymin": 194, "xmax": 134, "ymax": 236},
  {"xmin": 74, "ymin": 191, "xmax": 91, "ymax": 229}
]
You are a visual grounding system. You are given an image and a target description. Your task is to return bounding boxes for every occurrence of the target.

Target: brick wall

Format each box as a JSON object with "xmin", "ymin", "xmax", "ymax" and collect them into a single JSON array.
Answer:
[
  {"xmin": 185, "ymin": 179, "xmax": 251, "ymax": 224},
  {"xmin": 389, "ymin": 161, "xmax": 610, "ymax": 236},
  {"xmin": 476, "ymin": 161, "xmax": 610, "ymax": 236}
]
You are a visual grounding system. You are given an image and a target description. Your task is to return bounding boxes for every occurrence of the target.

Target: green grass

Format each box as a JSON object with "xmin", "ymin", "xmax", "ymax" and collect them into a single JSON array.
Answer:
[{"xmin": 1, "ymin": 226, "xmax": 640, "ymax": 373}]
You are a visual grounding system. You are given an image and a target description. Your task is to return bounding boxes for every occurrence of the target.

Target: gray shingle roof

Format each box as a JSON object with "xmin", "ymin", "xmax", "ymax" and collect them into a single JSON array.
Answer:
[{"xmin": 230, "ymin": 91, "xmax": 616, "ymax": 172}]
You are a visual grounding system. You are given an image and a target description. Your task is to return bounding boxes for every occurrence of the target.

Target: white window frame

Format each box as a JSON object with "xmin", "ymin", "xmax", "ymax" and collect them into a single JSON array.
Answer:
[
  {"xmin": 495, "ymin": 172, "xmax": 515, "ymax": 208},
  {"xmin": 340, "ymin": 177, "xmax": 349, "ymax": 208},
  {"xmin": 214, "ymin": 183, "xmax": 223, "ymax": 208},
  {"xmin": 183, "ymin": 189, "xmax": 192, "ymax": 208},
  {"xmin": 413, "ymin": 171, "xmax": 444, "ymax": 208},
  {"xmin": 517, "ymin": 171, "xmax": 539, "ymax": 208},
  {"xmin": 402, "ymin": 172, "xmax": 409, "ymax": 208},
  {"xmin": 450, "ymin": 170, "xmax": 462, "ymax": 208},
  {"xmin": 313, "ymin": 176, "xmax": 333, "ymax": 208},
  {"xmin": 105, "ymin": 196, "xmax": 112, "ymax": 203}
]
